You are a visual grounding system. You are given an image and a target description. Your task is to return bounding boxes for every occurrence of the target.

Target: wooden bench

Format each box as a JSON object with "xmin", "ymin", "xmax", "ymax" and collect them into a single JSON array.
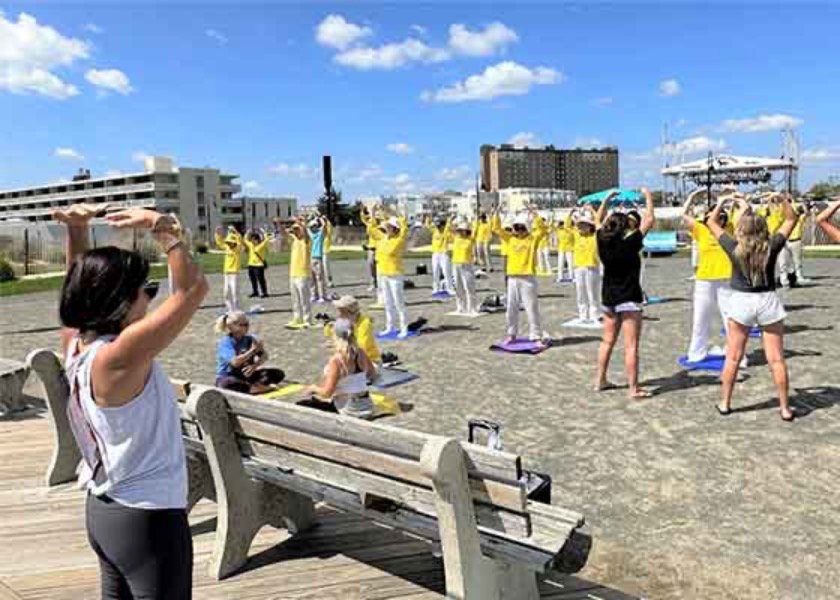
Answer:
[
  {"xmin": 184, "ymin": 384, "xmax": 591, "ymax": 598},
  {"xmin": 26, "ymin": 348, "xmax": 215, "ymax": 509},
  {"xmin": 0, "ymin": 358, "xmax": 30, "ymax": 415}
]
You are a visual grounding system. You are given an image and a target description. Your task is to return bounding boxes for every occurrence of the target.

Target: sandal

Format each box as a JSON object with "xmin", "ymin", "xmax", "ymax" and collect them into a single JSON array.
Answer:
[
  {"xmin": 594, "ymin": 381, "xmax": 618, "ymax": 392},
  {"xmin": 780, "ymin": 410, "xmax": 795, "ymax": 422},
  {"xmin": 629, "ymin": 389, "xmax": 652, "ymax": 399},
  {"xmin": 716, "ymin": 405, "xmax": 732, "ymax": 416}
]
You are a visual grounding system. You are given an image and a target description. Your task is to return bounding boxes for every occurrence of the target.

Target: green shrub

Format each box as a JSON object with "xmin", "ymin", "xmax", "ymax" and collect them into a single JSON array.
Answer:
[{"xmin": 0, "ymin": 256, "xmax": 16, "ymax": 282}]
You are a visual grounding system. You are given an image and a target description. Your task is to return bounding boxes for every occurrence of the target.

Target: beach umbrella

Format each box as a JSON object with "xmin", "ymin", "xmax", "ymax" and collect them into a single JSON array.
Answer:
[{"xmin": 578, "ymin": 188, "xmax": 642, "ymax": 207}]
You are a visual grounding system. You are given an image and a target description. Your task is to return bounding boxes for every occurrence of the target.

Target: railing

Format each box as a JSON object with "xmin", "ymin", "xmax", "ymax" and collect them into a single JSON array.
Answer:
[{"xmin": 0, "ymin": 183, "xmax": 157, "ymax": 207}]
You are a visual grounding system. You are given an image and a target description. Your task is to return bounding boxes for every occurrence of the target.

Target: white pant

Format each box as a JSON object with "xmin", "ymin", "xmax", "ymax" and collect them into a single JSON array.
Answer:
[
  {"xmin": 290, "ymin": 276, "xmax": 312, "ymax": 324},
  {"xmin": 453, "ymin": 263, "xmax": 477, "ymax": 313},
  {"xmin": 574, "ymin": 267, "xmax": 601, "ymax": 321},
  {"xmin": 381, "ymin": 275, "xmax": 408, "ymax": 333},
  {"xmin": 323, "ymin": 253, "xmax": 333, "ymax": 284},
  {"xmin": 788, "ymin": 239, "xmax": 804, "ymax": 279},
  {"xmin": 223, "ymin": 273, "xmax": 239, "ymax": 312},
  {"xmin": 538, "ymin": 248, "xmax": 552, "ymax": 273},
  {"xmin": 556, "ymin": 251, "xmax": 573, "ymax": 281},
  {"xmin": 691, "ymin": 241, "xmax": 698, "ymax": 269},
  {"xmin": 687, "ymin": 279, "xmax": 730, "ymax": 362},
  {"xmin": 506, "ymin": 276, "xmax": 541, "ymax": 340},
  {"xmin": 431, "ymin": 252, "xmax": 454, "ymax": 293},
  {"xmin": 476, "ymin": 242, "xmax": 492, "ymax": 271},
  {"xmin": 311, "ymin": 258, "xmax": 328, "ymax": 299}
]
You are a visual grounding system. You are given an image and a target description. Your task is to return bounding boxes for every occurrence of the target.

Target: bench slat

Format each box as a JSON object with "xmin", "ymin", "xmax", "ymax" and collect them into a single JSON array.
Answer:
[
  {"xmin": 240, "ymin": 438, "xmax": 532, "ymax": 539},
  {"xmin": 234, "ymin": 415, "xmax": 528, "ymax": 513},
  {"xmin": 223, "ymin": 391, "xmax": 522, "ymax": 483}
]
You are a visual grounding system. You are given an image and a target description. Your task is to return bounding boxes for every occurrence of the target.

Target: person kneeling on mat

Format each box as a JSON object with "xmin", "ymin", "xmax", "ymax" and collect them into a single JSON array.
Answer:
[
  {"xmin": 492, "ymin": 207, "xmax": 549, "ymax": 346},
  {"xmin": 330, "ymin": 295, "xmax": 382, "ymax": 365},
  {"xmin": 452, "ymin": 218, "xmax": 480, "ymax": 315},
  {"xmin": 594, "ymin": 189, "xmax": 656, "ymax": 399},
  {"xmin": 305, "ymin": 317, "xmax": 378, "ymax": 419},
  {"xmin": 215, "ymin": 311, "xmax": 284, "ymax": 394},
  {"xmin": 706, "ymin": 194, "xmax": 797, "ymax": 422}
]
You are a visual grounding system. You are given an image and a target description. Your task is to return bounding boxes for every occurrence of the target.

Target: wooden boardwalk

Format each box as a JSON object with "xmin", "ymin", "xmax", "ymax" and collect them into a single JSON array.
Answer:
[{"xmin": 0, "ymin": 403, "xmax": 638, "ymax": 600}]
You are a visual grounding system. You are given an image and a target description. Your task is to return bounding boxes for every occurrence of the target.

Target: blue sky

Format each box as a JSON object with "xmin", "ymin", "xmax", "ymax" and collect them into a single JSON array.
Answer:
[{"xmin": 1, "ymin": 1, "xmax": 839, "ymax": 203}]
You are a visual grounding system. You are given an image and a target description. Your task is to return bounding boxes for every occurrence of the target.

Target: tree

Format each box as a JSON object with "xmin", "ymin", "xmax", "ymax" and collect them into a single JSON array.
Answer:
[
  {"xmin": 808, "ymin": 181, "xmax": 840, "ymax": 201},
  {"xmin": 315, "ymin": 189, "xmax": 361, "ymax": 225}
]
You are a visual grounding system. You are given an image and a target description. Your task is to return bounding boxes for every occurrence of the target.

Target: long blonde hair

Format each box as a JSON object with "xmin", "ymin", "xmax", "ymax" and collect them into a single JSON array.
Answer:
[
  {"xmin": 329, "ymin": 319, "xmax": 360, "ymax": 372},
  {"xmin": 214, "ymin": 310, "xmax": 248, "ymax": 334},
  {"xmin": 734, "ymin": 214, "xmax": 771, "ymax": 287}
]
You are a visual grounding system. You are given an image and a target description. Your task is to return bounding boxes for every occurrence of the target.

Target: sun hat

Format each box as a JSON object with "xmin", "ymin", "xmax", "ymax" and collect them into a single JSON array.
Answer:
[
  {"xmin": 576, "ymin": 213, "xmax": 595, "ymax": 226},
  {"xmin": 455, "ymin": 218, "xmax": 471, "ymax": 231}
]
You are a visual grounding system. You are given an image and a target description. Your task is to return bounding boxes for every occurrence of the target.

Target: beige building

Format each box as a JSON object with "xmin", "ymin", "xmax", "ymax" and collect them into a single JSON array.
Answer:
[{"xmin": 0, "ymin": 156, "xmax": 240, "ymax": 240}]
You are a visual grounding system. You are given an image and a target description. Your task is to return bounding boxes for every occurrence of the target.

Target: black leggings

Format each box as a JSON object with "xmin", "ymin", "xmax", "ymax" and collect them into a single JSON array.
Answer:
[
  {"xmin": 248, "ymin": 266, "xmax": 269, "ymax": 296},
  {"xmin": 86, "ymin": 493, "xmax": 193, "ymax": 600}
]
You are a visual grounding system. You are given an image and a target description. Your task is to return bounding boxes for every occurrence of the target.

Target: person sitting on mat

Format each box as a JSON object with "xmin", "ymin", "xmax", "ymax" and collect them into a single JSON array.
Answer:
[
  {"xmin": 276, "ymin": 216, "xmax": 313, "ymax": 328},
  {"xmin": 215, "ymin": 225, "xmax": 244, "ymax": 313},
  {"xmin": 492, "ymin": 207, "xmax": 549, "ymax": 346},
  {"xmin": 816, "ymin": 197, "xmax": 840, "ymax": 242},
  {"xmin": 305, "ymin": 317, "xmax": 378, "ymax": 419},
  {"xmin": 368, "ymin": 207, "xmax": 410, "ymax": 338},
  {"xmin": 571, "ymin": 206, "xmax": 602, "ymax": 324},
  {"xmin": 594, "ymin": 189, "xmax": 655, "ymax": 399},
  {"xmin": 555, "ymin": 215, "xmax": 575, "ymax": 282},
  {"xmin": 451, "ymin": 218, "xmax": 480, "ymax": 315},
  {"xmin": 244, "ymin": 228, "xmax": 271, "ymax": 298},
  {"xmin": 425, "ymin": 215, "xmax": 454, "ymax": 295},
  {"xmin": 706, "ymin": 193, "xmax": 797, "ymax": 421},
  {"xmin": 330, "ymin": 295, "xmax": 382, "ymax": 364},
  {"xmin": 215, "ymin": 311, "xmax": 284, "ymax": 394},
  {"xmin": 475, "ymin": 213, "xmax": 494, "ymax": 272}
]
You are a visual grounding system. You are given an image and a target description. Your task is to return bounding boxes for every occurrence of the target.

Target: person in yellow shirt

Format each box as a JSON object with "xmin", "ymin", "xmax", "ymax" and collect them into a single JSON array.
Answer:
[
  {"xmin": 492, "ymin": 208, "xmax": 548, "ymax": 345},
  {"xmin": 681, "ymin": 189, "xmax": 734, "ymax": 362},
  {"xmin": 425, "ymin": 216, "xmax": 454, "ymax": 295},
  {"xmin": 368, "ymin": 210, "xmax": 410, "ymax": 337},
  {"xmin": 474, "ymin": 213, "xmax": 494, "ymax": 272},
  {"xmin": 359, "ymin": 206, "xmax": 379, "ymax": 292},
  {"xmin": 331, "ymin": 295, "xmax": 382, "ymax": 364},
  {"xmin": 244, "ymin": 228, "xmax": 271, "ymax": 298},
  {"xmin": 281, "ymin": 217, "xmax": 313, "ymax": 328},
  {"xmin": 451, "ymin": 219, "xmax": 480, "ymax": 315},
  {"xmin": 781, "ymin": 202, "xmax": 809, "ymax": 285},
  {"xmin": 571, "ymin": 207, "xmax": 601, "ymax": 323},
  {"xmin": 215, "ymin": 226, "xmax": 244, "ymax": 313},
  {"xmin": 555, "ymin": 216, "xmax": 575, "ymax": 282},
  {"xmin": 537, "ymin": 215, "xmax": 553, "ymax": 276}
]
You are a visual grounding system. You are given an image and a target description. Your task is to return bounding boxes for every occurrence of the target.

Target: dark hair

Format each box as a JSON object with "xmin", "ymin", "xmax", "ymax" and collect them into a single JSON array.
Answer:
[
  {"xmin": 599, "ymin": 212, "xmax": 629, "ymax": 241},
  {"xmin": 626, "ymin": 210, "xmax": 641, "ymax": 224},
  {"xmin": 60, "ymin": 247, "xmax": 149, "ymax": 337}
]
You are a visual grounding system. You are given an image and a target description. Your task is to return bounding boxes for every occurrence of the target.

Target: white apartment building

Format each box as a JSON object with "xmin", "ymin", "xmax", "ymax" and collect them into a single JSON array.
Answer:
[
  {"xmin": 498, "ymin": 187, "xmax": 577, "ymax": 214},
  {"xmin": 239, "ymin": 196, "xmax": 297, "ymax": 231},
  {"xmin": 0, "ymin": 156, "xmax": 241, "ymax": 240}
]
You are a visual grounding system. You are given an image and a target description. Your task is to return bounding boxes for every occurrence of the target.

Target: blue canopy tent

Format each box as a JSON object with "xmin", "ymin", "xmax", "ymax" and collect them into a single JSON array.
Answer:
[{"xmin": 578, "ymin": 188, "xmax": 642, "ymax": 207}]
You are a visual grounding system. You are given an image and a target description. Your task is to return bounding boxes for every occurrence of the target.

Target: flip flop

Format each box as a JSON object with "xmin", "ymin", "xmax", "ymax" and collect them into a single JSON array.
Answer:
[
  {"xmin": 780, "ymin": 411, "xmax": 795, "ymax": 422},
  {"xmin": 594, "ymin": 381, "xmax": 618, "ymax": 392},
  {"xmin": 630, "ymin": 389, "xmax": 653, "ymax": 399},
  {"xmin": 716, "ymin": 405, "xmax": 732, "ymax": 416}
]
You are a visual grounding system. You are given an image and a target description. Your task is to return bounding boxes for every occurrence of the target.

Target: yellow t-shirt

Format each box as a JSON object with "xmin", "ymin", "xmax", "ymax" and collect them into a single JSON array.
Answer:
[
  {"xmin": 758, "ymin": 206, "xmax": 785, "ymax": 234},
  {"xmin": 245, "ymin": 238, "xmax": 269, "ymax": 267},
  {"xmin": 556, "ymin": 226, "xmax": 574, "ymax": 252},
  {"xmin": 492, "ymin": 215, "xmax": 547, "ymax": 276},
  {"xmin": 476, "ymin": 221, "xmax": 493, "ymax": 243},
  {"xmin": 371, "ymin": 217, "xmax": 408, "ymax": 276},
  {"xmin": 216, "ymin": 232, "xmax": 243, "ymax": 274},
  {"xmin": 691, "ymin": 223, "xmax": 732, "ymax": 280},
  {"xmin": 452, "ymin": 232, "xmax": 477, "ymax": 265},
  {"xmin": 427, "ymin": 221, "xmax": 452, "ymax": 253},
  {"xmin": 354, "ymin": 314, "xmax": 381, "ymax": 362},
  {"xmin": 790, "ymin": 205, "xmax": 805, "ymax": 240},
  {"xmin": 572, "ymin": 231, "xmax": 599, "ymax": 268},
  {"xmin": 289, "ymin": 236, "xmax": 311, "ymax": 278}
]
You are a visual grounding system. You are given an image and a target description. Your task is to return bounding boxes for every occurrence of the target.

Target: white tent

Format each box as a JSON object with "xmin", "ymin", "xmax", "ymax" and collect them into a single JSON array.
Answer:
[{"xmin": 662, "ymin": 154, "xmax": 797, "ymax": 176}]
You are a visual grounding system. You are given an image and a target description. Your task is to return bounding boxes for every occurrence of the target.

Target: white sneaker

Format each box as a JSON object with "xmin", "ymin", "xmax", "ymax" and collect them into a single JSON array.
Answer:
[
  {"xmin": 740, "ymin": 356, "xmax": 749, "ymax": 368},
  {"xmin": 709, "ymin": 345, "xmax": 725, "ymax": 356},
  {"xmin": 397, "ymin": 329, "xmax": 409, "ymax": 339},
  {"xmin": 379, "ymin": 329, "xmax": 395, "ymax": 337}
]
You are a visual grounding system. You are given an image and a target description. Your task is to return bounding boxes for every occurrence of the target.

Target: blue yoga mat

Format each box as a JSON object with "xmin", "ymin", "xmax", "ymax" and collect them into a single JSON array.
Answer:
[
  {"xmin": 646, "ymin": 296, "xmax": 664, "ymax": 305},
  {"xmin": 678, "ymin": 354, "xmax": 725, "ymax": 371},
  {"xmin": 376, "ymin": 330, "xmax": 421, "ymax": 341},
  {"xmin": 431, "ymin": 291, "xmax": 454, "ymax": 299},
  {"xmin": 370, "ymin": 368, "xmax": 420, "ymax": 390},
  {"xmin": 720, "ymin": 326, "xmax": 762, "ymax": 338}
]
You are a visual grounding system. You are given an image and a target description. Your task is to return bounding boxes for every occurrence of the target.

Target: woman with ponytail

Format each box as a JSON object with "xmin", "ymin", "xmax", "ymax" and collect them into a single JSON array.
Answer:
[{"xmin": 706, "ymin": 193, "xmax": 797, "ymax": 421}]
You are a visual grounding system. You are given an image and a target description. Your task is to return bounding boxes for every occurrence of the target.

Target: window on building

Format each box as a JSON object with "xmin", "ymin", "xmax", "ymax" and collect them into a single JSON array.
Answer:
[
  {"xmin": 196, "ymin": 175, "xmax": 204, "ymax": 188},
  {"xmin": 198, "ymin": 207, "xmax": 206, "ymax": 218},
  {"xmin": 197, "ymin": 191, "xmax": 205, "ymax": 205}
]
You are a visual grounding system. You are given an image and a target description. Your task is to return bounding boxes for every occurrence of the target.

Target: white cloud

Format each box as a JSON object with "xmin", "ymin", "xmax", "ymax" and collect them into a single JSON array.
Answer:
[
  {"xmin": 315, "ymin": 14, "xmax": 372, "ymax": 51},
  {"xmin": 348, "ymin": 164, "xmax": 383, "ymax": 184},
  {"xmin": 573, "ymin": 137, "xmax": 603, "ymax": 148},
  {"xmin": 422, "ymin": 61, "xmax": 563, "ymax": 103},
  {"xmin": 54, "ymin": 147, "xmax": 84, "ymax": 160},
  {"xmin": 335, "ymin": 38, "xmax": 449, "ymax": 70},
  {"xmin": 721, "ymin": 113, "xmax": 803, "ymax": 133},
  {"xmin": 593, "ymin": 96, "xmax": 613, "ymax": 106},
  {"xmin": 659, "ymin": 79, "xmax": 681, "ymax": 97},
  {"xmin": 205, "ymin": 29, "xmax": 228, "ymax": 45},
  {"xmin": 84, "ymin": 23, "xmax": 103, "ymax": 34},
  {"xmin": 411, "ymin": 25, "xmax": 427, "ymax": 36},
  {"xmin": 243, "ymin": 180, "xmax": 262, "ymax": 191},
  {"xmin": 85, "ymin": 68, "xmax": 133, "ymax": 95},
  {"xmin": 383, "ymin": 173, "xmax": 415, "ymax": 192},
  {"xmin": 268, "ymin": 162, "xmax": 317, "ymax": 178},
  {"xmin": 386, "ymin": 142, "xmax": 413, "ymax": 154},
  {"xmin": 801, "ymin": 148, "xmax": 840, "ymax": 163},
  {"xmin": 508, "ymin": 131, "xmax": 541, "ymax": 147},
  {"xmin": 132, "ymin": 150, "xmax": 149, "ymax": 163},
  {"xmin": 667, "ymin": 136, "xmax": 726, "ymax": 155},
  {"xmin": 447, "ymin": 22, "xmax": 518, "ymax": 57},
  {"xmin": 437, "ymin": 166, "xmax": 471, "ymax": 181},
  {"xmin": 0, "ymin": 12, "xmax": 89, "ymax": 99}
]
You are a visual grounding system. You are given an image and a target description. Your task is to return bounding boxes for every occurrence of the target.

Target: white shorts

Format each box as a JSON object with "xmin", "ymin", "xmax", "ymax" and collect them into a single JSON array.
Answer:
[
  {"xmin": 725, "ymin": 290, "xmax": 786, "ymax": 327},
  {"xmin": 603, "ymin": 302, "xmax": 643, "ymax": 314}
]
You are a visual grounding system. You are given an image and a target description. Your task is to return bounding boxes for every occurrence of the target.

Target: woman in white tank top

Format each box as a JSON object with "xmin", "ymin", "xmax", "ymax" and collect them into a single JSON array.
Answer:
[{"xmin": 55, "ymin": 204, "xmax": 208, "ymax": 599}]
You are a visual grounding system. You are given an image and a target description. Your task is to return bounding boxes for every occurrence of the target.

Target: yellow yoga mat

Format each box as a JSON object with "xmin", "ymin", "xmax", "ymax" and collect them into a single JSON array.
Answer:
[
  {"xmin": 261, "ymin": 386, "xmax": 402, "ymax": 417},
  {"xmin": 260, "ymin": 383, "xmax": 306, "ymax": 399}
]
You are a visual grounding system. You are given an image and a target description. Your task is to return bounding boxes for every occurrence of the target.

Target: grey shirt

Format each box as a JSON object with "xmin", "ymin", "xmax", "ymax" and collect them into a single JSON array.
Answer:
[{"xmin": 718, "ymin": 232, "xmax": 787, "ymax": 293}]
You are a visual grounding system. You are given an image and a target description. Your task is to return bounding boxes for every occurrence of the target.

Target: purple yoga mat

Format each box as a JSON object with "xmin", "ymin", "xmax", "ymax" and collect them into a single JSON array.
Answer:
[{"xmin": 489, "ymin": 339, "xmax": 550, "ymax": 355}]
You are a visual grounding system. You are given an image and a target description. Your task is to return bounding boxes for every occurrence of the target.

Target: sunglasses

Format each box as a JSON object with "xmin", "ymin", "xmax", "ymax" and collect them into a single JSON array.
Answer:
[{"xmin": 142, "ymin": 281, "xmax": 159, "ymax": 300}]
